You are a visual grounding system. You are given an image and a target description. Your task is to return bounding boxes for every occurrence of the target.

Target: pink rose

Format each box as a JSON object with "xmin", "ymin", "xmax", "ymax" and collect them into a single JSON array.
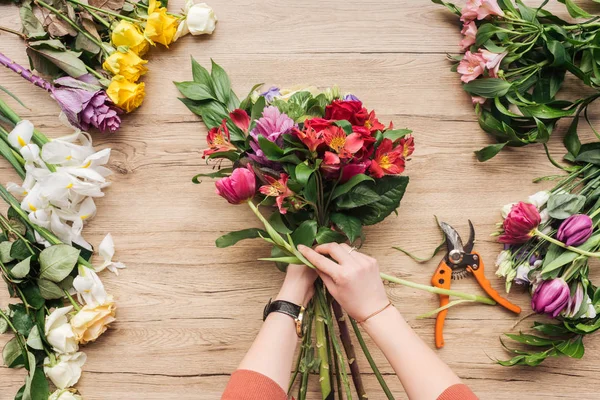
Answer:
[
  {"xmin": 460, "ymin": 22, "xmax": 477, "ymax": 51},
  {"xmin": 457, "ymin": 51, "xmax": 485, "ymax": 83},
  {"xmin": 480, "ymin": 49, "xmax": 507, "ymax": 77}
]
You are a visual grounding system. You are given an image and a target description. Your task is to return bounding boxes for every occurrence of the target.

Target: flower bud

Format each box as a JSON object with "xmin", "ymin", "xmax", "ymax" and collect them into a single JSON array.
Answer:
[
  {"xmin": 556, "ymin": 214, "xmax": 593, "ymax": 247},
  {"xmin": 531, "ymin": 278, "xmax": 570, "ymax": 318},
  {"xmin": 528, "ymin": 190, "xmax": 550, "ymax": 209},
  {"xmin": 499, "ymin": 202, "xmax": 541, "ymax": 244}
]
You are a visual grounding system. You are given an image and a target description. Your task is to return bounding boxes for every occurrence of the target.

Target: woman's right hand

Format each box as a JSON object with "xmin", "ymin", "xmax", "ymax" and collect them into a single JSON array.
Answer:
[{"xmin": 297, "ymin": 243, "xmax": 390, "ymax": 321}]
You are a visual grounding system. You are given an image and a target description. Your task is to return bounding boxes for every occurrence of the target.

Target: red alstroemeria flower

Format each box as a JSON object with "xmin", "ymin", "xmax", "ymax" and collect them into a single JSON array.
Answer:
[
  {"xmin": 363, "ymin": 110, "xmax": 385, "ymax": 133},
  {"xmin": 323, "ymin": 126, "xmax": 364, "ymax": 159},
  {"xmin": 203, "ymin": 119, "xmax": 237, "ymax": 158},
  {"xmin": 230, "ymin": 109, "xmax": 250, "ymax": 133},
  {"xmin": 369, "ymin": 138, "xmax": 406, "ymax": 178},
  {"xmin": 398, "ymin": 135, "xmax": 415, "ymax": 158},
  {"xmin": 259, "ymin": 173, "xmax": 295, "ymax": 214},
  {"xmin": 293, "ymin": 127, "xmax": 324, "ymax": 153}
]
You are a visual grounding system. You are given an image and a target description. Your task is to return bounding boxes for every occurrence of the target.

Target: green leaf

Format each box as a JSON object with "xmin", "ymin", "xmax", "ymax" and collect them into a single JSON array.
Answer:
[
  {"xmin": 192, "ymin": 168, "xmax": 233, "ymax": 183},
  {"xmin": 37, "ymin": 279, "xmax": 66, "ymax": 300},
  {"xmin": 575, "ymin": 149, "xmax": 600, "ymax": 165},
  {"xmin": 10, "ymin": 240, "xmax": 32, "ymax": 260},
  {"xmin": 259, "ymin": 256, "xmax": 302, "ymax": 264},
  {"xmin": 559, "ymin": 0, "xmax": 592, "ymax": 18},
  {"xmin": 3, "ymin": 338, "xmax": 24, "ymax": 368},
  {"xmin": 475, "ymin": 24, "xmax": 503, "ymax": 47},
  {"xmin": 210, "ymin": 59, "xmax": 231, "ymax": 104},
  {"xmin": 251, "ymin": 96, "xmax": 266, "ymax": 123},
  {"xmin": 0, "ymin": 241, "xmax": 14, "ymax": 263},
  {"xmin": 19, "ymin": 2, "xmax": 46, "ymax": 39},
  {"xmin": 547, "ymin": 41, "xmax": 567, "ymax": 67},
  {"xmin": 0, "ymin": 318, "xmax": 6, "ymax": 334},
  {"xmin": 258, "ymin": 135, "xmax": 284, "ymax": 160},
  {"xmin": 303, "ymin": 174, "xmax": 318, "ymax": 204},
  {"xmin": 330, "ymin": 213, "xmax": 362, "ymax": 244},
  {"xmin": 331, "ymin": 174, "xmax": 374, "ymax": 200},
  {"xmin": 462, "ymin": 78, "xmax": 512, "ymax": 98},
  {"xmin": 349, "ymin": 176, "xmax": 409, "ymax": 225},
  {"xmin": 215, "ymin": 228, "xmax": 267, "ymax": 248},
  {"xmin": 174, "ymin": 81, "xmax": 216, "ymax": 101},
  {"xmin": 334, "ymin": 120, "xmax": 353, "ymax": 134},
  {"xmin": 556, "ymin": 336, "xmax": 585, "ymax": 358},
  {"xmin": 335, "ymin": 184, "xmax": 380, "ymax": 209},
  {"xmin": 9, "ymin": 304, "xmax": 34, "ymax": 336},
  {"xmin": 26, "ymin": 327, "xmax": 43, "ymax": 351},
  {"xmin": 542, "ymin": 234, "xmax": 600, "ymax": 276},
  {"xmin": 38, "ymin": 245, "xmax": 80, "ymax": 283},
  {"xmin": 564, "ymin": 115, "xmax": 581, "ymax": 156},
  {"xmin": 191, "ymin": 57, "xmax": 213, "ymax": 89},
  {"xmin": 315, "ymin": 227, "xmax": 346, "ymax": 245},
  {"xmin": 268, "ymin": 212, "xmax": 292, "ymax": 234},
  {"xmin": 291, "ymin": 220, "xmax": 318, "ymax": 247},
  {"xmin": 504, "ymin": 333, "xmax": 556, "ymax": 347},
  {"xmin": 23, "ymin": 363, "xmax": 49, "ymax": 400},
  {"xmin": 475, "ymin": 142, "xmax": 508, "ymax": 161},
  {"xmin": 532, "ymin": 321, "xmax": 570, "ymax": 336},
  {"xmin": 295, "ymin": 162, "xmax": 315, "ymax": 186},
  {"xmin": 546, "ymin": 192, "xmax": 585, "ymax": 219},
  {"xmin": 20, "ymin": 283, "xmax": 44, "ymax": 310},
  {"xmin": 11, "ymin": 257, "xmax": 31, "ymax": 279},
  {"xmin": 26, "ymin": 46, "xmax": 87, "ymax": 78},
  {"xmin": 383, "ymin": 129, "xmax": 412, "ymax": 142}
]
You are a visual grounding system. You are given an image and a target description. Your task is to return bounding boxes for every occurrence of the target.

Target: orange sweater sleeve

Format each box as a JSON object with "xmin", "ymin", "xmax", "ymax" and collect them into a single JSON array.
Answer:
[
  {"xmin": 437, "ymin": 383, "xmax": 478, "ymax": 400},
  {"xmin": 221, "ymin": 369, "xmax": 289, "ymax": 400}
]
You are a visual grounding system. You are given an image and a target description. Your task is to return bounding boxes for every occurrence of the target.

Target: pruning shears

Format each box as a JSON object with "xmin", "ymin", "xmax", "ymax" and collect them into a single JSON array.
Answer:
[{"xmin": 431, "ymin": 220, "xmax": 522, "ymax": 349}]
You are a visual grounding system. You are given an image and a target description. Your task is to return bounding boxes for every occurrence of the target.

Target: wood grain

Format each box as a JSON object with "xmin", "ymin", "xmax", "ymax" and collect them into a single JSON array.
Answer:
[{"xmin": 1, "ymin": 0, "xmax": 600, "ymax": 398}]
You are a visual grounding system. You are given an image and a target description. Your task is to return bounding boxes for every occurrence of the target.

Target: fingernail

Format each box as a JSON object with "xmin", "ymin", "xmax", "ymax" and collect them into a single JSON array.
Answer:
[{"xmin": 298, "ymin": 245, "xmax": 306, "ymax": 251}]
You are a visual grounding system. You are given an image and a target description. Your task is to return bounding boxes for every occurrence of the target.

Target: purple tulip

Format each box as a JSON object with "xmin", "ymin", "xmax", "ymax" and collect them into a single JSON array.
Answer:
[
  {"xmin": 556, "ymin": 214, "xmax": 593, "ymax": 247},
  {"xmin": 531, "ymin": 278, "xmax": 570, "ymax": 318}
]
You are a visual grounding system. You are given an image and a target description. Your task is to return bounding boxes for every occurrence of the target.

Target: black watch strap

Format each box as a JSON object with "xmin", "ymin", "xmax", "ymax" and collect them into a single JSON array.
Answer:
[{"xmin": 263, "ymin": 299, "xmax": 302, "ymax": 321}]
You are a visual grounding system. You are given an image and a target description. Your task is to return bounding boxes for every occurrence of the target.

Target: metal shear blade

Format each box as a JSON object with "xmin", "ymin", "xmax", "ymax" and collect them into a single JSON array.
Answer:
[{"xmin": 438, "ymin": 220, "xmax": 475, "ymax": 280}]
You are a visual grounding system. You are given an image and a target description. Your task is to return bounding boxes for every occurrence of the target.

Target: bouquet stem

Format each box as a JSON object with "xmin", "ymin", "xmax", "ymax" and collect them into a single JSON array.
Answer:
[
  {"xmin": 0, "ymin": 52, "xmax": 53, "ymax": 93},
  {"xmin": 534, "ymin": 229, "xmax": 600, "ymax": 258},
  {"xmin": 315, "ymin": 295, "xmax": 333, "ymax": 399}
]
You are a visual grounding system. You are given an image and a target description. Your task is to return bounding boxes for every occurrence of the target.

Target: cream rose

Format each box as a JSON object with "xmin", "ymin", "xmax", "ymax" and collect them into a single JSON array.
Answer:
[
  {"xmin": 44, "ymin": 352, "xmax": 87, "ymax": 389},
  {"xmin": 49, "ymin": 389, "xmax": 83, "ymax": 400},
  {"xmin": 70, "ymin": 299, "xmax": 116, "ymax": 344},
  {"xmin": 45, "ymin": 306, "xmax": 78, "ymax": 354},
  {"xmin": 174, "ymin": 1, "xmax": 218, "ymax": 41}
]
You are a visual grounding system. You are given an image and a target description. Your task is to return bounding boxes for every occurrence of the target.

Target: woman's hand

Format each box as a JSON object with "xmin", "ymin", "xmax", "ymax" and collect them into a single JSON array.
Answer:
[
  {"xmin": 276, "ymin": 264, "xmax": 318, "ymax": 306},
  {"xmin": 298, "ymin": 243, "xmax": 389, "ymax": 321}
]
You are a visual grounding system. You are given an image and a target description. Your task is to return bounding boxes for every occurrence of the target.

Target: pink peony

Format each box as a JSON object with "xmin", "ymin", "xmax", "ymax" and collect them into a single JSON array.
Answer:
[
  {"xmin": 460, "ymin": 22, "xmax": 478, "ymax": 51},
  {"xmin": 457, "ymin": 51, "xmax": 486, "ymax": 83},
  {"xmin": 480, "ymin": 49, "xmax": 507, "ymax": 77}
]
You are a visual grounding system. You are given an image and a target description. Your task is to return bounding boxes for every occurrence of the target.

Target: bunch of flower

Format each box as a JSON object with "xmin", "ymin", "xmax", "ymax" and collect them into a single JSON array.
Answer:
[
  {"xmin": 0, "ymin": 92, "xmax": 124, "ymax": 398},
  {"xmin": 435, "ymin": 0, "xmax": 600, "ymax": 161},
  {"xmin": 1, "ymin": 0, "xmax": 217, "ymax": 131},
  {"xmin": 178, "ymin": 58, "xmax": 498, "ymax": 399},
  {"xmin": 493, "ymin": 160, "xmax": 600, "ymax": 366}
]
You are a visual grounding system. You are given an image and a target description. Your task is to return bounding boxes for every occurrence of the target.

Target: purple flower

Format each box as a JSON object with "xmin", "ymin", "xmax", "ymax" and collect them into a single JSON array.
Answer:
[
  {"xmin": 344, "ymin": 93, "xmax": 360, "ymax": 101},
  {"xmin": 261, "ymin": 87, "xmax": 281, "ymax": 102},
  {"xmin": 563, "ymin": 283, "xmax": 584, "ymax": 318},
  {"xmin": 248, "ymin": 106, "xmax": 295, "ymax": 166},
  {"xmin": 531, "ymin": 278, "xmax": 570, "ymax": 318},
  {"xmin": 556, "ymin": 214, "xmax": 593, "ymax": 247},
  {"xmin": 52, "ymin": 75, "xmax": 121, "ymax": 133}
]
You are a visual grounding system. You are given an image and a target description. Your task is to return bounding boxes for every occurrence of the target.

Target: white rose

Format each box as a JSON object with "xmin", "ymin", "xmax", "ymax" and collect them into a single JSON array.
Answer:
[
  {"xmin": 528, "ymin": 190, "xmax": 550, "ymax": 209},
  {"xmin": 501, "ymin": 202, "xmax": 516, "ymax": 219},
  {"xmin": 539, "ymin": 208, "xmax": 549, "ymax": 224},
  {"xmin": 45, "ymin": 306, "xmax": 78, "ymax": 354},
  {"xmin": 44, "ymin": 352, "xmax": 87, "ymax": 390},
  {"xmin": 73, "ymin": 265, "xmax": 108, "ymax": 306},
  {"xmin": 49, "ymin": 389, "xmax": 82, "ymax": 400},
  {"xmin": 174, "ymin": 1, "xmax": 217, "ymax": 41}
]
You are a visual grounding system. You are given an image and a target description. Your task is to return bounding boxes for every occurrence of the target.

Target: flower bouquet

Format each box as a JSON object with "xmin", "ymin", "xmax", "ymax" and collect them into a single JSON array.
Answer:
[
  {"xmin": 0, "ymin": 0, "xmax": 217, "ymax": 132},
  {"xmin": 494, "ymin": 158, "xmax": 600, "ymax": 366},
  {"xmin": 179, "ymin": 59, "xmax": 498, "ymax": 398},
  {"xmin": 435, "ymin": 0, "xmax": 600, "ymax": 161},
  {"xmin": 0, "ymin": 90, "xmax": 124, "ymax": 398}
]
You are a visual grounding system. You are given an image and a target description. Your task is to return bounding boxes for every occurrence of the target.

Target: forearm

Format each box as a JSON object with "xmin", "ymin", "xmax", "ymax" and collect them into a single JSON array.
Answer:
[{"xmin": 363, "ymin": 306, "xmax": 462, "ymax": 400}]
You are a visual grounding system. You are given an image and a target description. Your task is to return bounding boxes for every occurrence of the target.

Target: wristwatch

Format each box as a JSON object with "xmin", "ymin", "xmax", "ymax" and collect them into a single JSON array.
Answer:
[{"xmin": 263, "ymin": 298, "xmax": 305, "ymax": 338}]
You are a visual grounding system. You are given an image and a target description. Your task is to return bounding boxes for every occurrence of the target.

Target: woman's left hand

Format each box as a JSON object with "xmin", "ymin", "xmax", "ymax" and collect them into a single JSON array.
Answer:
[{"xmin": 276, "ymin": 264, "xmax": 318, "ymax": 306}]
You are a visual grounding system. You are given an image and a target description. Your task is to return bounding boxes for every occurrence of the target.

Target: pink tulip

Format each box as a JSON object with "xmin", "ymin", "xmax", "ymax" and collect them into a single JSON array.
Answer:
[
  {"xmin": 215, "ymin": 165, "xmax": 256, "ymax": 204},
  {"xmin": 461, "ymin": 0, "xmax": 504, "ymax": 22},
  {"xmin": 460, "ymin": 22, "xmax": 477, "ymax": 51},
  {"xmin": 480, "ymin": 49, "xmax": 507, "ymax": 77},
  {"xmin": 499, "ymin": 202, "xmax": 541, "ymax": 244},
  {"xmin": 457, "ymin": 51, "xmax": 486, "ymax": 83},
  {"xmin": 531, "ymin": 278, "xmax": 570, "ymax": 318}
]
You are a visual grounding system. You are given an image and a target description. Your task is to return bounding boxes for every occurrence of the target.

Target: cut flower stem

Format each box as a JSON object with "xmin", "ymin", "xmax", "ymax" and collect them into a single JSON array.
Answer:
[{"xmin": 534, "ymin": 228, "xmax": 600, "ymax": 258}]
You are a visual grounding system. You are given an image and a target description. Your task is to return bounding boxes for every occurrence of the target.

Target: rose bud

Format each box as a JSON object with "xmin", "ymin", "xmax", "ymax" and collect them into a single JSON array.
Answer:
[
  {"xmin": 215, "ymin": 165, "xmax": 256, "ymax": 204},
  {"xmin": 556, "ymin": 214, "xmax": 593, "ymax": 247},
  {"xmin": 531, "ymin": 278, "xmax": 570, "ymax": 318},
  {"xmin": 499, "ymin": 202, "xmax": 541, "ymax": 244}
]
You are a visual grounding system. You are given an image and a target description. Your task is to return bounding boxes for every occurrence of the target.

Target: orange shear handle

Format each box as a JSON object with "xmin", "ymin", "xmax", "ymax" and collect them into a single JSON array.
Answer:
[
  {"xmin": 431, "ymin": 260, "xmax": 452, "ymax": 349},
  {"xmin": 468, "ymin": 252, "xmax": 521, "ymax": 314}
]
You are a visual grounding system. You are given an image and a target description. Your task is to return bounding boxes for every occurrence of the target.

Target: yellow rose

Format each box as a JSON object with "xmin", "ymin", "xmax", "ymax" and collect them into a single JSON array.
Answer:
[
  {"xmin": 111, "ymin": 20, "xmax": 150, "ymax": 56},
  {"xmin": 103, "ymin": 50, "xmax": 148, "ymax": 82},
  {"xmin": 107, "ymin": 75, "xmax": 146, "ymax": 113},
  {"xmin": 144, "ymin": 0, "xmax": 179, "ymax": 47},
  {"xmin": 70, "ymin": 300, "xmax": 116, "ymax": 344}
]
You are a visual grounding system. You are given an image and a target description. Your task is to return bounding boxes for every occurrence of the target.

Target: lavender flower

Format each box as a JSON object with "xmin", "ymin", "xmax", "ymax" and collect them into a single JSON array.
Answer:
[
  {"xmin": 556, "ymin": 214, "xmax": 593, "ymax": 247},
  {"xmin": 344, "ymin": 93, "xmax": 360, "ymax": 101},
  {"xmin": 260, "ymin": 87, "xmax": 281, "ymax": 102},
  {"xmin": 248, "ymin": 106, "xmax": 295, "ymax": 167}
]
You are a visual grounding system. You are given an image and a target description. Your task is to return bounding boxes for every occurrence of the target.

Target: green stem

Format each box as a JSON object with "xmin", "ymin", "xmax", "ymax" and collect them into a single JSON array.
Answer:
[
  {"xmin": 380, "ymin": 272, "xmax": 496, "ymax": 305},
  {"xmin": 36, "ymin": 0, "xmax": 109, "ymax": 55},
  {"xmin": 315, "ymin": 295, "xmax": 332, "ymax": 399},
  {"xmin": 350, "ymin": 318, "xmax": 394, "ymax": 400},
  {"xmin": 64, "ymin": 290, "xmax": 81, "ymax": 311},
  {"xmin": 86, "ymin": 8, "xmax": 111, "ymax": 29},
  {"xmin": 534, "ymin": 229, "xmax": 600, "ymax": 258},
  {"xmin": 66, "ymin": 0, "xmax": 140, "ymax": 23},
  {"xmin": 125, "ymin": 0, "xmax": 183, "ymax": 17},
  {"xmin": 416, "ymin": 299, "xmax": 475, "ymax": 319},
  {"xmin": 85, "ymin": 65, "xmax": 106, "ymax": 80},
  {"xmin": 0, "ymin": 25, "xmax": 27, "ymax": 39}
]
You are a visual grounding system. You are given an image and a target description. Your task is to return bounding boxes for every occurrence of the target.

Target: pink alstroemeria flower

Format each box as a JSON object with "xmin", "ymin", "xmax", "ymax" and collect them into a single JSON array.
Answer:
[
  {"xmin": 457, "ymin": 51, "xmax": 486, "ymax": 83},
  {"xmin": 460, "ymin": 22, "xmax": 477, "ymax": 51},
  {"xmin": 259, "ymin": 173, "xmax": 295, "ymax": 214},
  {"xmin": 480, "ymin": 49, "xmax": 507, "ymax": 77},
  {"xmin": 461, "ymin": 0, "xmax": 504, "ymax": 22}
]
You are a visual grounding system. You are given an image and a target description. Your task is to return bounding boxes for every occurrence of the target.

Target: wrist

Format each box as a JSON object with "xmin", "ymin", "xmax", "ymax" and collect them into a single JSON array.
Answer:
[
  {"xmin": 361, "ymin": 303, "xmax": 401, "ymax": 332},
  {"xmin": 276, "ymin": 285, "xmax": 310, "ymax": 305}
]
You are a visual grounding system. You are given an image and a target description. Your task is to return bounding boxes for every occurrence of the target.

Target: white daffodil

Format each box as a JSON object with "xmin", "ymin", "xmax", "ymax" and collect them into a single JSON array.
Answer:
[
  {"xmin": 8, "ymin": 120, "xmax": 34, "ymax": 148},
  {"xmin": 49, "ymin": 389, "xmax": 82, "ymax": 400},
  {"xmin": 45, "ymin": 306, "xmax": 79, "ymax": 354},
  {"xmin": 528, "ymin": 190, "xmax": 550, "ymax": 209},
  {"xmin": 44, "ymin": 352, "xmax": 87, "ymax": 390},
  {"xmin": 174, "ymin": 1, "xmax": 217, "ymax": 41},
  {"xmin": 95, "ymin": 233, "xmax": 126, "ymax": 275},
  {"xmin": 73, "ymin": 265, "xmax": 108, "ymax": 306}
]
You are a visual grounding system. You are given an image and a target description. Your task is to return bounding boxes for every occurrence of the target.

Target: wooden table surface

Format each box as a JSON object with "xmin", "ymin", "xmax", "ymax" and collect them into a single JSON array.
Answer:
[{"xmin": 2, "ymin": 0, "xmax": 600, "ymax": 398}]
